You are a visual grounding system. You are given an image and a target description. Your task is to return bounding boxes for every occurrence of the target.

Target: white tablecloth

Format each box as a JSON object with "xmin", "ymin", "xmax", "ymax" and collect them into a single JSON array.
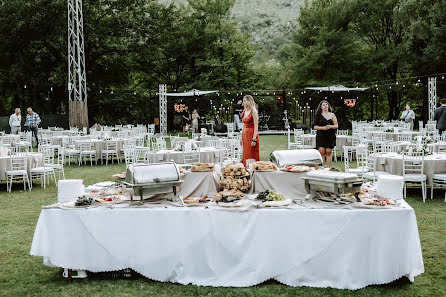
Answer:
[
  {"xmin": 0, "ymin": 153, "xmax": 43, "ymax": 181},
  {"xmin": 375, "ymin": 152, "xmax": 446, "ymax": 185},
  {"xmin": 178, "ymin": 171, "xmax": 220, "ymax": 198},
  {"xmin": 30, "ymin": 201, "xmax": 424, "ymax": 289},
  {"xmin": 302, "ymin": 135, "xmax": 352, "ymax": 151},
  {"xmin": 249, "ymin": 171, "xmax": 307, "ymax": 199},
  {"xmin": 146, "ymin": 147, "xmax": 224, "ymax": 164}
]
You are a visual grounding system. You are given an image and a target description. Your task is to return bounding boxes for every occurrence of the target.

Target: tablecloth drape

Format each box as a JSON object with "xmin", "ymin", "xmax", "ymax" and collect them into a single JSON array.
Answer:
[{"xmin": 31, "ymin": 201, "xmax": 423, "ymax": 290}]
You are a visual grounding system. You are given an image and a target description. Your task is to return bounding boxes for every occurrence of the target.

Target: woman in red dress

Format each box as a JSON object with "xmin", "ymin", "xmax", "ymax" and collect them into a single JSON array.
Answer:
[{"xmin": 240, "ymin": 95, "xmax": 260, "ymax": 166}]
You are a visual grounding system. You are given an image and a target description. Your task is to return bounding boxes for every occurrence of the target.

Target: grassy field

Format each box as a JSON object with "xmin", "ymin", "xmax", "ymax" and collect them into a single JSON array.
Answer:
[{"xmin": 0, "ymin": 135, "xmax": 445, "ymax": 297}]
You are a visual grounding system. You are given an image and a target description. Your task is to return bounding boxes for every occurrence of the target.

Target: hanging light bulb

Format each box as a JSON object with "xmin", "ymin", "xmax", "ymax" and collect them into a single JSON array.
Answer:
[
  {"xmin": 418, "ymin": 78, "xmax": 420, "ymax": 83},
  {"xmin": 403, "ymin": 84, "xmax": 405, "ymax": 88},
  {"xmin": 100, "ymin": 90, "xmax": 102, "ymax": 94},
  {"xmin": 396, "ymin": 81, "xmax": 399, "ymax": 85},
  {"xmin": 442, "ymin": 75, "xmax": 445, "ymax": 80},
  {"xmin": 111, "ymin": 90, "xmax": 114, "ymax": 94},
  {"xmin": 50, "ymin": 86, "xmax": 53, "ymax": 92},
  {"xmin": 134, "ymin": 91, "xmax": 137, "ymax": 95},
  {"xmin": 24, "ymin": 84, "xmax": 27, "ymax": 89}
]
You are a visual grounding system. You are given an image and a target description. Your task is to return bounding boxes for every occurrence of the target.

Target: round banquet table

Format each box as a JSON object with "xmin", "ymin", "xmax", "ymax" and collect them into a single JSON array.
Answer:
[
  {"xmin": 146, "ymin": 147, "xmax": 225, "ymax": 164},
  {"xmin": 0, "ymin": 134, "xmax": 21, "ymax": 145},
  {"xmin": 375, "ymin": 152, "xmax": 446, "ymax": 185},
  {"xmin": 0, "ymin": 152, "xmax": 43, "ymax": 181},
  {"xmin": 302, "ymin": 134, "xmax": 352, "ymax": 151},
  {"xmin": 74, "ymin": 139, "xmax": 128, "ymax": 161}
]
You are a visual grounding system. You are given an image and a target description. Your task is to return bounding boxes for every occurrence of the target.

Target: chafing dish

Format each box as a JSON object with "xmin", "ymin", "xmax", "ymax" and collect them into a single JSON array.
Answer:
[
  {"xmin": 269, "ymin": 149, "xmax": 323, "ymax": 166},
  {"xmin": 302, "ymin": 170, "xmax": 362, "ymax": 199},
  {"xmin": 124, "ymin": 163, "xmax": 183, "ymax": 202}
]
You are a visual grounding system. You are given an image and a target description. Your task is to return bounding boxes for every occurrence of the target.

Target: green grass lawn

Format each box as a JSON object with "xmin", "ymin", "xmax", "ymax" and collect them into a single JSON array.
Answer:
[{"xmin": 0, "ymin": 135, "xmax": 445, "ymax": 297}]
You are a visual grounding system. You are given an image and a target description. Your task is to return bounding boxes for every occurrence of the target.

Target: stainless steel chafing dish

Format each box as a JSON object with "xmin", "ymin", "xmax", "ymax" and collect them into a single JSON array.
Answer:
[
  {"xmin": 302, "ymin": 170, "xmax": 362, "ymax": 199},
  {"xmin": 269, "ymin": 149, "xmax": 323, "ymax": 166},
  {"xmin": 124, "ymin": 163, "xmax": 183, "ymax": 202}
]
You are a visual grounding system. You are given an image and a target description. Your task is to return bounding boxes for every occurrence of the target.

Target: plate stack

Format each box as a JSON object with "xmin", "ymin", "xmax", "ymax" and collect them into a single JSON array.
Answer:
[
  {"xmin": 377, "ymin": 175, "xmax": 404, "ymax": 200},
  {"xmin": 57, "ymin": 179, "xmax": 84, "ymax": 203}
]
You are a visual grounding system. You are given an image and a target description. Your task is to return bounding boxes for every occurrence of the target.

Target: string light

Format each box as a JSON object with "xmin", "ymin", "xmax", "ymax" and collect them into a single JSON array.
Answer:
[
  {"xmin": 24, "ymin": 84, "xmax": 27, "ymax": 89},
  {"xmin": 111, "ymin": 90, "xmax": 114, "ymax": 94},
  {"xmin": 100, "ymin": 90, "xmax": 102, "ymax": 93},
  {"xmin": 50, "ymin": 86, "xmax": 53, "ymax": 92}
]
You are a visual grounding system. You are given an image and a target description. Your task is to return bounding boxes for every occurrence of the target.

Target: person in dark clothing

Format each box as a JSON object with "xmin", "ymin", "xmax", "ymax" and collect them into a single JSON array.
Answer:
[
  {"xmin": 434, "ymin": 98, "xmax": 446, "ymax": 135},
  {"xmin": 181, "ymin": 106, "xmax": 191, "ymax": 135},
  {"xmin": 233, "ymin": 99, "xmax": 243, "ymax": 131},
  {"xmin": 312, "ymin": 100, "xmax": 338, "ymax": 169}
]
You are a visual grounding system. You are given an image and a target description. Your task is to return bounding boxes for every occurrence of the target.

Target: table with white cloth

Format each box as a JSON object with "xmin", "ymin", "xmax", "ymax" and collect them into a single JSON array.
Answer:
[
  {"xmin": 0, "ymin": 152, "xmax": 43, "ymax": 181},
  {"xmin": 375, "ymin": 152, "xmax": 446, "ymax": 185},
  {"xmin": 74, "ymin": 139, "xmax": 127, "ymax": 161},
  {"xmin": 249, "ymin": 170, "xmax": 307, "ymax": 198},
  {"xmin": 146, "ymin": 147, "xmax": 224, "ymax": 164},
  {"xmin": 30, "ymin": 199, "xmax": 424, "ymax": 290},
  {"xmin": 302, "ymin": 135, "xmax": 352, "ymax": 151},
  {"xmin": 178, "ymin": 171, "xmax": 220, "ymax": 198},
  {"xmin": 0, "ymin": 134, "xmax": 21, "ymax": 144}
]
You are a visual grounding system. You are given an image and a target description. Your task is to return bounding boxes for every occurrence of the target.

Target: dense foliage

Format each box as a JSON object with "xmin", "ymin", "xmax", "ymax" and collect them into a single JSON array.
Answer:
[{"xmin": 0, "ymin": 0, "xmax": 445, "ymax": 128}]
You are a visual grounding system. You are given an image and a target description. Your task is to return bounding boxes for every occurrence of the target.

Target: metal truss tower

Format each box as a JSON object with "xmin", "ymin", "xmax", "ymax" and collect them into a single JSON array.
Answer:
[
  {"xmin": 428, "ymin": 77, "xmax": 437, "ymax": 121},
  {"xmin": 68, "ymin": 0, "xmax": 88, "ymax": 129},
  {"xmin": 159, "ymin": 84, "xmax": 168, "ymax": 135}
]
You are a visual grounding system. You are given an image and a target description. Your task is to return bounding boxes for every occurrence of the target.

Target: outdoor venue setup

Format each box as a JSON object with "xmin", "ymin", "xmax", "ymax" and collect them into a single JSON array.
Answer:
[{"xmin": 28, "ymin": 124, "xmax": 428, "ymax": 289}]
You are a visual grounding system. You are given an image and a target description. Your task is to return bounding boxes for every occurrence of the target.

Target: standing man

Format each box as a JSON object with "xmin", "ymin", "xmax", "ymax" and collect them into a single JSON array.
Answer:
[
  {"xmin": 9, "ymin": 108, "xmax": 21, "ymax": 134},
  {"xmin": 25, "ymin": 107, "xmax": 41, "ymax": 146},
  {"xmin": 434, "ymin": 98, "xmax": 446, "ymax": 135},
  {"xmin": 400, "ymin": 104, "xmax": 415, "ymax": 130},
  {"xmin": 233, "ymin": 99, "xmax": 243, "ymax": 132}
]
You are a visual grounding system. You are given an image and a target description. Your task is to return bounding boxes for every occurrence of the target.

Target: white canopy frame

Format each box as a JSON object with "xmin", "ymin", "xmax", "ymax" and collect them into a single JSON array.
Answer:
[
  {"xmin": 158, "ymin": 86, "xmax": 218, "ymax": 135},
  {"xmin": 304, "ymin": 85, "xmax": 368, "ymax": 92}
]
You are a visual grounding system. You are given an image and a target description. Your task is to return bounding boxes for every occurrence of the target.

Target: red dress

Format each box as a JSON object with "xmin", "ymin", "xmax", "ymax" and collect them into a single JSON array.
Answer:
[{"xmin": 241, "ymin": 110, "xmax": 260, "ymax": 166}]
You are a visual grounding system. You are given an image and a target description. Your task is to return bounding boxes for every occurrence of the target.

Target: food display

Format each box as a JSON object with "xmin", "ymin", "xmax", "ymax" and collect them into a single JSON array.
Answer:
[
  {"xmin": 256, "ymin": 190, "xmax": 286, "ymax": 202},
  {"xmin": 112, "ymin": 172, "xmax": 126, "ymax": 179},
  {"xmin": 183, "ymin": 196, "xmax": 211, "ymax": 204},
  {"xmin": 74, "ymin": 196, "xmax": 94, "ymax": 206},
  {"xmin": 362, "ymin": 198, "xmax": 396, "ymax": 206},
  {"xmin": 191, "ymin": 163, "xmax": 215, "ymax": 172},
  {"xmin": 281, "ymin": 165, "xmax": 312, "ymax": 173},
  {"xmin": 213, "ymin": 189, "xmax": 245, "ymax": 201},
  {"xmin": 251, "ymin": 161, "xmax": 277, "ymax": 171},
  {"xmin": 220, "ymin": 163, "xmax": 250, "ymax": 192}
]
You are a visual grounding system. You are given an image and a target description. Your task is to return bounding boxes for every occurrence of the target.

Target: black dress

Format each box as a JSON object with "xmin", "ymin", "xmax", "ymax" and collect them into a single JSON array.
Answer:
[{"xmin": 312, "ymin": 113, "xmax": 336, "ymax": 149}]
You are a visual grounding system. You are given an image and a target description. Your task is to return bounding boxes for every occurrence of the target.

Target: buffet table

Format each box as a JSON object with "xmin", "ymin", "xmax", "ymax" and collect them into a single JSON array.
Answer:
[
  {"xmin": 375, "ymin": 152, "xmax": 446, "ymax": 185},
  {"xmin": 249, "ymin": 171, "xmax": 307, "ymax": 198},
  {"xmin": 30, "ymin": 200, "xmax": 424, "ymax": 290}
]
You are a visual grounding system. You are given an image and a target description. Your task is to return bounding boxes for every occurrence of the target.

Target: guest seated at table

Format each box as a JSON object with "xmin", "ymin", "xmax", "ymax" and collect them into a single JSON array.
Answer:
[{"xmin": 312, "ymin": 100, "xmax": 338, "ymax": 169}]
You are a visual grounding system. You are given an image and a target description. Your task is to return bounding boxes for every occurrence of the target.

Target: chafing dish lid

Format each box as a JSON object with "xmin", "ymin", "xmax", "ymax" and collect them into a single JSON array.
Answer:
[
  {"xmin": 126, "ymin": 163, "xmax": 179, "ymax": 184},
  {"xmin": 305, "ymin": 170, "xmax": 359, "ymax": 183},
  {"xmin": 270, "ymin": 149, "xmax": 323, "ymax": 166}
]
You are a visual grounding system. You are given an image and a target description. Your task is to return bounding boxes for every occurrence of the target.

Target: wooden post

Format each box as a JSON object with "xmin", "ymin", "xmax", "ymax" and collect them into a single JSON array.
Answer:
[{"xmin": 69, "ymin": 100, "xmax": 89, "ymax": 130}]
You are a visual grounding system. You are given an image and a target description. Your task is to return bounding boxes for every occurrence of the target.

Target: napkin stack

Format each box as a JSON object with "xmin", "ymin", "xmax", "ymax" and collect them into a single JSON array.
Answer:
[
  {"xmin": 377, "ymin": 175, "xmax": 404, "ymax": 200},
  {"xmin": 58, "ymin": 179, "xmax": 84, "ymax": 203}
]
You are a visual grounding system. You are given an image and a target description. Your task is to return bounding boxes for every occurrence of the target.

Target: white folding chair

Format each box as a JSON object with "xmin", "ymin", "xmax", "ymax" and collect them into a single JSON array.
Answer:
[
  {"xmin": 6, "ymin": 151, "xmax": 31, "ymax": 192},
  {"xmin": 101, "ymin": 140, "xmax": 120, "ymax": 165},
  {"xmin": 30, "ymin": 146, "xmax": 57, "ymax": 189},
  {"xmin": 183, "ymin": 147, "xmax": 200, "ymax": 164},
  {"xmin": 402, "ymin": 151, "xmax": 427, "ymax": 202},
  {"xmin": 344, "ymin": 146, "xmax": 368, "ymax": 178},
  {"xmin": 78, "ymin": 141, "xmax": 97, "ymax": 166}
]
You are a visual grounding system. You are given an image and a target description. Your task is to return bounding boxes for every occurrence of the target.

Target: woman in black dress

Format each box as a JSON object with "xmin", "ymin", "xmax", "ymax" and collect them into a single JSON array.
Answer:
[{"xmin": 312, "ymin": 100, "xmax": 338, "ymax": 168}]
